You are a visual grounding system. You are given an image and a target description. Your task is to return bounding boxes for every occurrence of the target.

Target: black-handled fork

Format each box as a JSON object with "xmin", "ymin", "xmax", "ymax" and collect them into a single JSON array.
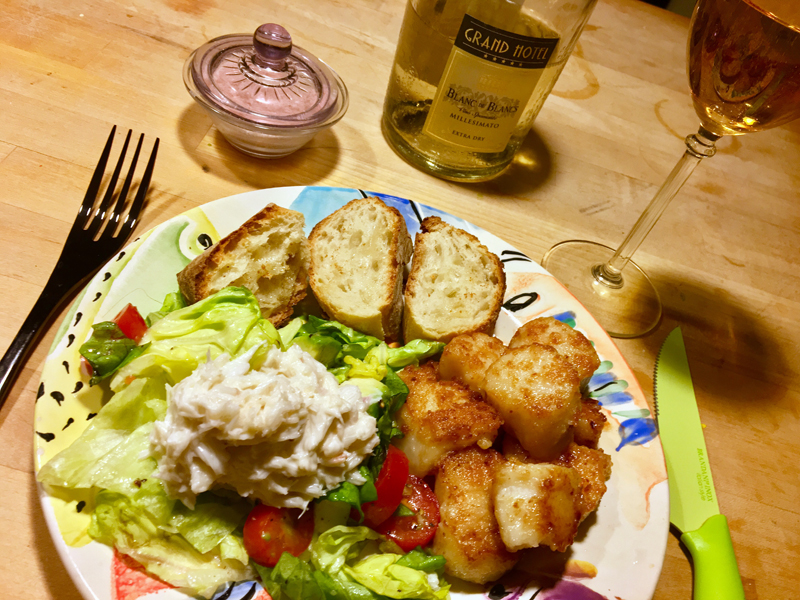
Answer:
[{"xmin": 0, "ymin": 126, "xmax": 159, "ymax": 410}]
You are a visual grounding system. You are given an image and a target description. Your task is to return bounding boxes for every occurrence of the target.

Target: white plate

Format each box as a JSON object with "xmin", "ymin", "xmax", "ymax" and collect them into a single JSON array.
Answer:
[{"xmin": 34, "ymin": 186, "xmax": 668, "ymax": 600}]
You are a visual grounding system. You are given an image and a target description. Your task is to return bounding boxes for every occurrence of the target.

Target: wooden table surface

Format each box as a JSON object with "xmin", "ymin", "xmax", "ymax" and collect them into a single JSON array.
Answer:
[{"xmin": 1, "ymin": 0, "xmax": 798, "ymax": 599}]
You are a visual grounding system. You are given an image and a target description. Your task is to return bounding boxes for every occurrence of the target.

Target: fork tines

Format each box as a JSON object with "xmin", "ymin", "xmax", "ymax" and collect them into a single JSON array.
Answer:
[{"xmin": 75, "ymin": 126, "xmax": 159, "ymax": 245}]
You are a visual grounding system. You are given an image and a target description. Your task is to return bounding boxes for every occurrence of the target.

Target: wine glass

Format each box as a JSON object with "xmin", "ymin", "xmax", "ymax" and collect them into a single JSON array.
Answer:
[{"xmin": 541, "ymin": 0, "xmax": 800, "ymax": 338}]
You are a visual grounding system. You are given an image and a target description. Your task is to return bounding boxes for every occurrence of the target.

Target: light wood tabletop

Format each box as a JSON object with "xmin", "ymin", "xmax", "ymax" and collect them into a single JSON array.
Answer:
[{"xmin": 1, "ymin": 0, "xmax": 797, "ymax": 599}]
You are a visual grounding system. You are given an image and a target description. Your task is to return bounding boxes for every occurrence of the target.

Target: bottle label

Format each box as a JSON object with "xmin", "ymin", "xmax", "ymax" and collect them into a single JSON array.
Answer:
[{"xmin": 422, "ymin": 14, "xmax": 559, "ymax": 153}]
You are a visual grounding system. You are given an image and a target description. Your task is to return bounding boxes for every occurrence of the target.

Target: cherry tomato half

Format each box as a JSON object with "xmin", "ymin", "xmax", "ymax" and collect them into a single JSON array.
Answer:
[
  {"xmin": 80, "ymin": 355, "xmax": 94, "ymax": 378},
  {"xmin": 113, "ymin": 303, "xmax": 148, "ymax": 344},
  {"xmin": 361, "ymin": 445, "xmax": 410, "ymax": 529},
  {"xmin": 243, "ymin": 504, "xmax": 314, "ymax": 568},
  {"xmin": 376, "ymin": 475, "xmax": 440, "ymax": 552}
]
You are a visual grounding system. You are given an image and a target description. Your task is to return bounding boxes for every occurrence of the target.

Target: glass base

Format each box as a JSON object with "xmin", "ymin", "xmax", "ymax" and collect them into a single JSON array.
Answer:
[{"xmin": 541, "ymin": 240, "xmax": 662, "ymax": 339}]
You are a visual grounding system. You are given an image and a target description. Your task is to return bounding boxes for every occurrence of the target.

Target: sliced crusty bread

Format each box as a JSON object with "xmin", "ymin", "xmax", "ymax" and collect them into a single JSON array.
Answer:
[
  {"xmin": 403, "ymin": 216, "xmax": 505, "ymax": 343},
  {"xmin": 308, "ymin": 197, "xmax": 412, "ymax": 342},
  {"xmin": 177, "ymin": 203, "xmax": 309, "ymax": 327}
]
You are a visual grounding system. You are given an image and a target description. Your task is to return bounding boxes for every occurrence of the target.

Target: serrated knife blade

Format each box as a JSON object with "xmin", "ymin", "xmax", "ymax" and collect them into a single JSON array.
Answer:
[{"xmin": 654, "ymin": 327, "xmax": 744, "ymax": 600}]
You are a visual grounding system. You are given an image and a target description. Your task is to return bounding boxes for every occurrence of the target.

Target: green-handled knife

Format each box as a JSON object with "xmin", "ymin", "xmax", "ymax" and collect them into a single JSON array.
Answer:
[{"xmin": 654, "ymin": 327, "xmax": 745, "ymax": 600}]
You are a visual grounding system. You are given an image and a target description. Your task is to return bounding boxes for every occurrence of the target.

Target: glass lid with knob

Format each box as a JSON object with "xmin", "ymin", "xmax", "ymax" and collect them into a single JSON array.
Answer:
[{"xmin": 187, "ymin": 23, "xmax": 346, "ymax": 128}]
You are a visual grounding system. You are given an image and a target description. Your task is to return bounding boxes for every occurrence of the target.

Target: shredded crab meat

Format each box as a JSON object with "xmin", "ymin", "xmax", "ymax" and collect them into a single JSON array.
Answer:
[{"xmin": 150, "ymin": 344, "xmax": 379, "ymax": 509}]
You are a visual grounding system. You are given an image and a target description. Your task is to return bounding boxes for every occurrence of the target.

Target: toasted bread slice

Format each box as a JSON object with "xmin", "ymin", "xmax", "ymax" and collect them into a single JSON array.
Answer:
[
  {"xmin": 308, "ymin": 197, "xmax": 412, "ymax": 342},
  {"xmin": 177, "ymin": 204, "xmax": 308, "ymax": 327},
  {"xmin": 403, "ymin": 217, "xmax": 505, "ymax": 343}
]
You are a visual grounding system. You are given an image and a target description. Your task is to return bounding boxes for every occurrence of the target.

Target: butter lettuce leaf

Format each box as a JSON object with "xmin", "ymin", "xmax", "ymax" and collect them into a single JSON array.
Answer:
[
  {"xmin": 171, "ymin": 492, "xmax": 253, "ymax": 554},
  {"xmin": 346, "ymin": 554, "xmax": 449, "ymax": 600},
  {"xmin": 364, "ymin": 368, "xmax": 409, "ymax": 480},
  {"xmin": 277, "ymin": 316, "xmax": 444, "ymax": 382},
  {"xmin": 37, "ymin": 377, "xmax": 166, "ymax": 494},
  {"xmin": 290, "ymin": 334, "xmax": 343, "ymax": 367},
  {"xmin": 112, "ymin": 286, "xmax": 279, "ymax": 390},
  {"xmin": 396, "ymin": 549, "xmax": 446, "ymax": 573},
  {"xmin": 145, "ymin": 291, "xmax": 187, "ymax": 327},
  {"xmin": 255, "ymin": 554, "xmax": 327, "ymax": 600},
  {"xmin": 40, "ymin": 287, "xmax": 279, "ymax": 496},
  {"xmin": 324, "ymin": 465, "xmax": 378, "ymax": 521},
  {"xmin": 387, "ymin": 339, "xmax": 445, "ymax": 369},
  {"xmin": 257, "ymin": 526, "xmax": 448, "ymax": 600},
  {"xmin": 89, "ymin": 481, "xmax": 253, "ymax": 598},
  {"xmin": 40, "ymin": 289, "xmax": 447, "ymax": 599}
]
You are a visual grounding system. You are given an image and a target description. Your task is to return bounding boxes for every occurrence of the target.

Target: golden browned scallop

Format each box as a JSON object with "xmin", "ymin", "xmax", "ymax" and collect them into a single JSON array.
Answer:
[
  {"xmin": 396, "ymin": 363, "xmax": 503, "ymax": 477},
  {"xmin": 508, "ymin": 317, "xmax": 600, "ymax": 381},
  {"xmin": 438, "ymin": 332, "xmax": 506, "ymax": 393},
  {"xmin": 493, "ymin": 459, "xmax": 582, "ymax": 552},
  {"xmin": 502, "ymin": 434, "xmax": 611, "ymax": 524},
  {"xmin": 573, "ymin": 398, "xmax": 607, "ymax": 448},
  {"xmin": 433, "ymin": 447, "xmax": 518, "ymax": 584},
  {"xmin": 501, "ymin": 433, "xmax": 531, "ymax": 464},
  {"xmin": 553, "ymin": 443, "xmax": 612, "ymax": 522},
  {"xmin": 483, "ymin": 344, "xmax": 582, "ymax": 461}
]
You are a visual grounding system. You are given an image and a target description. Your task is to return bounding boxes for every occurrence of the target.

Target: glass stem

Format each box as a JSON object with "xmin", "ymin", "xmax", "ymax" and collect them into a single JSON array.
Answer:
[{"xmin": 592, "ymin": 125, "xmax": 721, "ymax": 289}]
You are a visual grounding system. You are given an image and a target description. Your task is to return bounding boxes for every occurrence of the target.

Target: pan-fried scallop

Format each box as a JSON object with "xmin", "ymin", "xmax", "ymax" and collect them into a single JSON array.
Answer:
[
  {"xmin": 483, "ymin": 344, "xmax": 581, "ymax": 461},
  {"xmin": 501, "ymin": 434, "xmax": 611, "ymax": 524},
  {"xmin": 493, "ymin": 459, "xmax": 582, "ymax": 552},
  {"xmin": 438, "ymin": 332, "xmax": 505, "ymax": 393},
  {"xmin": 574, "ymin": 398, "xmax": 607, "ymax": 448},
  {"xmin": 396, "ymin": 362, "xmax": 502, "ymax": 476},
  {"xmin": 553, "ymin": 442, "xmax": 612, "ymax": 521},
  {"xmin": 501, "ymin": 432, "xmax": 532, "ymax": 463},
  {"xmin": 508, "ymin": 317, "xmax": 600, "ymax": 382},
  {"xmin": 433, "ymin": 447, "xmax": 518, "ymax": 584}
]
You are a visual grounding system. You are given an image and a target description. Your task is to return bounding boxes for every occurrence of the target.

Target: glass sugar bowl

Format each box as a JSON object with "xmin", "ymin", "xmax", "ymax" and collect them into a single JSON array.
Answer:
[{"xmin": 184, "ymin": 23, "xmax": 349, "ymax": 158}]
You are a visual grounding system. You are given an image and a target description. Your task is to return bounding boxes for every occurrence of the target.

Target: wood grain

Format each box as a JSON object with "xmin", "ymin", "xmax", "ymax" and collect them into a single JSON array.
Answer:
[{"xmin": 1, "ymin": 0, "xmax": 798, "ymax": 599}]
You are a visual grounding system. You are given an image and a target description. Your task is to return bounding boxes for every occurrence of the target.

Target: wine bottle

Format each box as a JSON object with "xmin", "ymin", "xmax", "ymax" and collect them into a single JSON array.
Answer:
[{"xmin": 381, "ymin": 0, "xmax": 598, "ymax": 182}]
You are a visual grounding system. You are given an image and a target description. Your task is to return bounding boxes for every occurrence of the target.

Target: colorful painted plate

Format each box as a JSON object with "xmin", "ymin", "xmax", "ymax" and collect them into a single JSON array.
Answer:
[{"xmin": 34, "ymin": 186, "xmax": 668, "ymax": 600}]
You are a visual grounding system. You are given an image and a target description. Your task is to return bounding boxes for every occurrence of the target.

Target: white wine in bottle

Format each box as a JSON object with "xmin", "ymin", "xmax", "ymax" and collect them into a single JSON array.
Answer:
[{"xmin": 382, "ymin": 0, "xmax": 597, "ymax": 182}]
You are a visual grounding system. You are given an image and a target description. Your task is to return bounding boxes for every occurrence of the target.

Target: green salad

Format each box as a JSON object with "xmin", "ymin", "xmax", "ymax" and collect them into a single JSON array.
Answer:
[{"xmin": 37, "ymin": 286, "xmax": 447, "ymax": 599}]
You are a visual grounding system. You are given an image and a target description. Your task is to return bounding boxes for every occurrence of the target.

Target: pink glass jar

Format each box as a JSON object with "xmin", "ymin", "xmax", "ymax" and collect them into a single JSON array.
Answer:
[{"xmin": 184, "ymin": 24, "xmax": 349, "ymax": 158}]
